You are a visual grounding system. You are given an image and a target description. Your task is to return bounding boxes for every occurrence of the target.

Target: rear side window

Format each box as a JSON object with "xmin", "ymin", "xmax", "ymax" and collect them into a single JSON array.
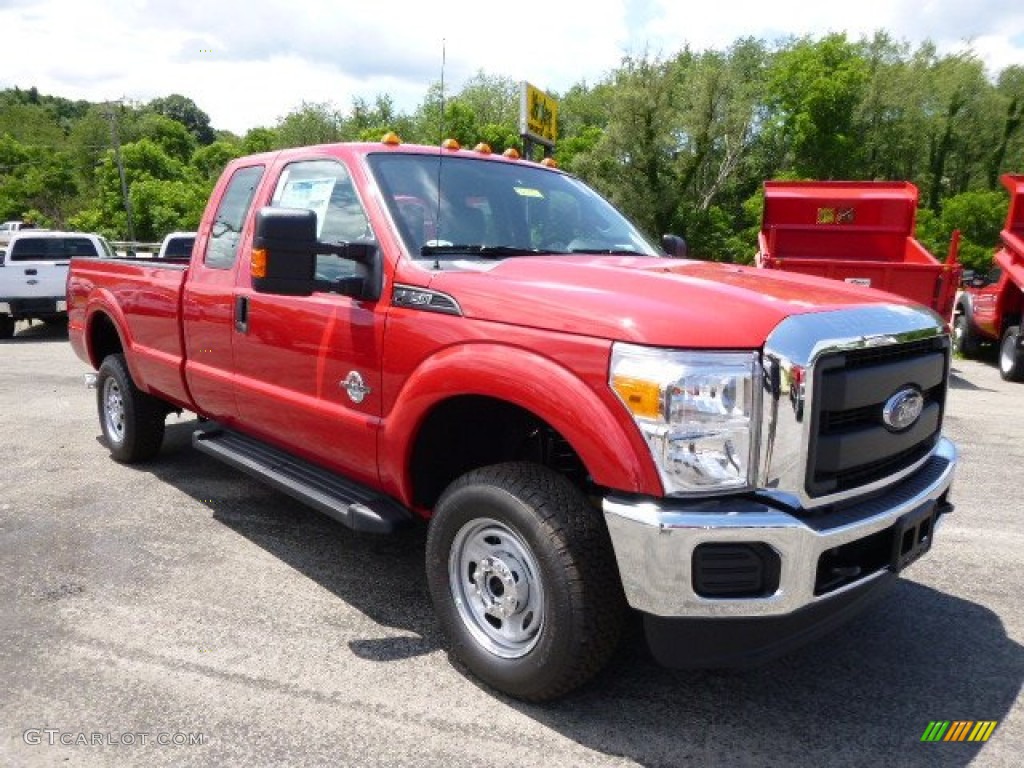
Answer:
[
  {"xmin": 9, "ymin": 237, "xmax": 101, "ymax": 261},
  {"xmin": 205, "ymin": 165, "xmax": 264, "ymax": 269}
]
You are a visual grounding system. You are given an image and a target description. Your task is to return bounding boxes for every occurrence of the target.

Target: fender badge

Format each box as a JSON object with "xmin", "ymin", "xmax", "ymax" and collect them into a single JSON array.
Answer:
[{"xmin": 341, "ymin": 371, "xmax": 371, "ymax": 404}]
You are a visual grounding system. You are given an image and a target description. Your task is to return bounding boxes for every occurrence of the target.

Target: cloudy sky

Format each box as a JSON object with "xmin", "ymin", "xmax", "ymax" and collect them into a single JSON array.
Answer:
[{"xmin": 3, "ymin": 0, "xmax": 1023, "ymax": 135}]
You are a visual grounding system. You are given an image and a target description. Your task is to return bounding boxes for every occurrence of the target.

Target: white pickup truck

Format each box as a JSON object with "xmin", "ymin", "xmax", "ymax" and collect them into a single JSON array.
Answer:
[
  {"xmin": 0, "ymin": 230, "xmax": 115, "ymax": 338},
  {"xmin": 156, "ymin": 231, "xmax": 196, "ymax": 260},
  {"xmin": 0, "ymin": 220, "xmax": 32, "ymax": 246}
]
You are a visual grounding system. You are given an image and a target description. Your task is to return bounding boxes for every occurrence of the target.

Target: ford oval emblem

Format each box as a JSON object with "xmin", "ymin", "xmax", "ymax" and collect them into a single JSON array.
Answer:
[{"xmin": 882, "ymin": 387, "xmax": 924, "ymax": 432}]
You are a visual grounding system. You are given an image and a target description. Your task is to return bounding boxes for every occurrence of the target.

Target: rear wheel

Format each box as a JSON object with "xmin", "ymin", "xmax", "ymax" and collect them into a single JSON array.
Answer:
[
  {"xmin": 0, "ymin": 315, "xmax": 14, "ymax": 339},
  {"xmin": 426, "ymin": 462, "xmax": 625, "ymax": 701},
  {"xmin": 953, "ymin": 312, "xmax": 981, "ymax": 357},
  {"xmin": 999, "ymin": 325, "xmax": 1024, "ymax": 382},
  {"xmin": 97, "ymin": 353, "xmax": 167, "ymax": 462}
]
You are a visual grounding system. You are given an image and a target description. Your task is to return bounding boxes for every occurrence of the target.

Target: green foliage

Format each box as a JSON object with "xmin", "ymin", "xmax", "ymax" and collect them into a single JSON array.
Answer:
[
  {"xmin": 768, "ymin": 34, "xmax": 869, "ymax": 179},
  {"xmin": 275, "ymin": 101, "xmax": 343, "ymax": 148},
  {"xmin": 130, "ymin": 178, "xmax": 211, "ymax": 241},
  {"xmin": 917, "ymin": 191, "xmax": 1008, "ymax": 273},
  {"xmin": 137, "ymin": 113, "xmax": 196, "ymax": 164},
  {"xmin": 2, "ymin": 32, "xmax": 1023, "ymax": 253},
  {"xmin": 147, "ymin": 94, "xmax": 215, "ymax": 145},
  {"xmin": 192, "ymin": 140, "xmax": 243, "ymax": 180}
]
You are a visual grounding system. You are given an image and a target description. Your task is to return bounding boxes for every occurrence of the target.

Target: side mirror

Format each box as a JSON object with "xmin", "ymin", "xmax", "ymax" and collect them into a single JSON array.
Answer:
[
  {"xmin": 253, "ymin": 207, "xmax": 318, "ymax": 296},
  {"xmin": 661, "ymin": 234, "xmax": 688, "ymax": 258},
  {"xmin": 252, "ymin": 207, "xmax": 383, "ymax": 300}
]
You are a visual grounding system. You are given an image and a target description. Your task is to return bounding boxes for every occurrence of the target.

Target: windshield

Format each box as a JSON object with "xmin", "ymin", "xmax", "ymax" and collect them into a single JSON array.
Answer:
[{"xmin": 366, "ymin": 153, "xmax": 659, "ymax": 262}]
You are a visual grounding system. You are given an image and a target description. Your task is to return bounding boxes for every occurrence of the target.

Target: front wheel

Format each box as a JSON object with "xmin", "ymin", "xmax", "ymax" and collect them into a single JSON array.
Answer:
[
  {"xmin": 97, "ymin": 353, "xmax": 167, "ymax": 462},
  {"xmin": 953, "ymin": 312, "xmax": 981, "ymax": 357},
  {"xmin": 426, "ymin": 462, "xmax": 625, "ymax": 701},
  {"xmin": 999, "ymin": 325, "xmax": 1024, "ymax": 382},
  {"xmin": 0, "ymin": 315, "xmax": 14, "ymax": 339}
]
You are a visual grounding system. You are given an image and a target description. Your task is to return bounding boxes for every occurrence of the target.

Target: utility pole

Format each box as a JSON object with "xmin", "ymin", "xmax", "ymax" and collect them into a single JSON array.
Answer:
[{"xmin": 105, "ymin": 101, "xmax": 136, "ymax": 244}]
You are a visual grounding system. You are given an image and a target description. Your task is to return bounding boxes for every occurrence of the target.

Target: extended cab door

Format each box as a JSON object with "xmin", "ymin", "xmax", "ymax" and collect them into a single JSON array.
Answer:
[
  {"xmin": 183, "ymin": 163, "xmax": 265, "ymax": 423},
  {"xmin": 230, "ymin": 157, "xmax": 386, "ymax": 487}
]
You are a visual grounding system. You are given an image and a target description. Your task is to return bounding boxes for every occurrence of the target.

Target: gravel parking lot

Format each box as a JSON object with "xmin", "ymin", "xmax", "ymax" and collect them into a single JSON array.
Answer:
[{"xmin": 1, "ymin": 321, "xmax": 1021, "ymax": 767}]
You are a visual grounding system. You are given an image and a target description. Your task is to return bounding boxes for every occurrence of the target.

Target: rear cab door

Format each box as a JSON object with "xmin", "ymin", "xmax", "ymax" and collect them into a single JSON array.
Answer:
[{"xmin": 183, "ymin": 162, "xmax": 268, "ymax": 424}]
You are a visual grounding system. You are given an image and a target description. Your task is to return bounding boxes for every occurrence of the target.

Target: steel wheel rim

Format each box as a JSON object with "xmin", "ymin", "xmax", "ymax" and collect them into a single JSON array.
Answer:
[
  {"xmin": 1000, "ymin": 333, "xmax": 1016, "ymax": 374},
  {"xmin": 448, "ymin": 517, "xmax": 545, "ymax": 658},
  {"xmin": 953, "ymin": 317, "xmax": 964, "ymax": 350},
  {"xmin": 102, "ymin": 377, "xmax": 125, "ymax": 443}
]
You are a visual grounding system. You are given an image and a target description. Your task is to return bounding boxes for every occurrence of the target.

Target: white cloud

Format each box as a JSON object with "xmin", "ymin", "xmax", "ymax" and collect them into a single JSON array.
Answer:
[{"xmin": 1, "ymin": 0, "xmax": 1022, "ymax": 135}]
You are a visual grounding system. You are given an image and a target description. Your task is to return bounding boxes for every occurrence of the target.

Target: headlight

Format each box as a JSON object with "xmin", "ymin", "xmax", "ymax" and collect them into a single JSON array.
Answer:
[{"xmin": 610, "ymin": 343, "xmax": 761, "ymax": 495}]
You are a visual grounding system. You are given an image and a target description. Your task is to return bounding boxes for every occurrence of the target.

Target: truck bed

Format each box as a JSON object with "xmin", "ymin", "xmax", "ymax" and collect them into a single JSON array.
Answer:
[
  {"xmin": 67, "ymin": 256, "xmax": 193, "ymax": 408},
  {"xmin": 757, "ymin": 181, "xmax": 960, "ymax": 318}
]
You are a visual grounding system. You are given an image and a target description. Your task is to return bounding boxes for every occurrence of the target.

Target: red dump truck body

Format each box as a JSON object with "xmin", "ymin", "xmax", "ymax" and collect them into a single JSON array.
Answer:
[{"xmin": 756, "ymin": 181, "xmax": 961, "ymax": 320}]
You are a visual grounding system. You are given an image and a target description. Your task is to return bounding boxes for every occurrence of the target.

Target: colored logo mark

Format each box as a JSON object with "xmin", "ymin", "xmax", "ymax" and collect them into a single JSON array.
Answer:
[{"xmin": 921, "ymin": 721, "xmax": 998, "ymax": 742}]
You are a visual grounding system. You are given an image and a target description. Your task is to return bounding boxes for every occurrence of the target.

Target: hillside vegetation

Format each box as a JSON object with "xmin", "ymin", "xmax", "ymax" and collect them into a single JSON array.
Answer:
[{"xmin": 1, "ymin": 33, "xmax": 1021, "ymax": 271}]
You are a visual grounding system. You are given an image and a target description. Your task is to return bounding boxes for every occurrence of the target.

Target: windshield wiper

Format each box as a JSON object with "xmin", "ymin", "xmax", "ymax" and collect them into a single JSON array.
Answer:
[
  {"xmin": 567, "ymin": 247, "xmax": 650, "ymax": 257},
  {"xmin": 420, "ymin": 244, "xmax": 553, "ymax": 259}
]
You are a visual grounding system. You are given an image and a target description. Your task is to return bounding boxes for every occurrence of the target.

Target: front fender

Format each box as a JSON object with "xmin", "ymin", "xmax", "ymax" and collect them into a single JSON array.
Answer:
[{"xmin": 378, "ymin": 342, "xmax": 663, "ymax": 505}]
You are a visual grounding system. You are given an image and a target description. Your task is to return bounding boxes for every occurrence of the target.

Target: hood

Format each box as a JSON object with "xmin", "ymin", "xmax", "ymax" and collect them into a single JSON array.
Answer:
[{"xmin": 426, "ymin": 256, "xmax": 914, "ymax": 348}]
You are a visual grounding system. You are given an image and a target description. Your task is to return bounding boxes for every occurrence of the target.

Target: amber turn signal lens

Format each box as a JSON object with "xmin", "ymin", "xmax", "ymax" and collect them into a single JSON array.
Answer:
[
  {"xmin": 502, "ymin": 148, "xmax": 521, "ymax": 159},
  {"xmin": 610, "ymin": 375, "xmax": 662, "ymax": 420},
  {"xmin": 381, "ymin": 131, "xmax": 402, "ymax": 145},
  {"xmin": 442, "ymin": 138, "xmax": 461, "ymax": 150},
  {"xmin": 251, "ymin": 248, "xmax": 267, "ymax": 278}
]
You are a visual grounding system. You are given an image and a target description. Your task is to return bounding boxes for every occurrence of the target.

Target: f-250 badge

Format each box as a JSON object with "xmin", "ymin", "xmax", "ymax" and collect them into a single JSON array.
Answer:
[{"xmin": 342, "ymin": 371, "xmax": 371, "ymax": 404}]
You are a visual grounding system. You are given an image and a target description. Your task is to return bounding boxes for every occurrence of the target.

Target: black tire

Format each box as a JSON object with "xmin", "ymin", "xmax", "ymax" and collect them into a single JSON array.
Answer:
[
  {"xmin": 96, "ymin": 353, "xmax": 167, "ymax": 462},
  {"xmin": 0, "ymin": 315, "xmax": 14, "ymax": 339},
  {"xmin": 953, "ymin": 311, "xmax": 982, "ymax": 358},
  {"xmin": 999, "ymin": 325, "xmax": 1024, "ymax": 382},
  {"xmin": 426, "ymin": 462, "xmax": 625, "ymax": 701}
]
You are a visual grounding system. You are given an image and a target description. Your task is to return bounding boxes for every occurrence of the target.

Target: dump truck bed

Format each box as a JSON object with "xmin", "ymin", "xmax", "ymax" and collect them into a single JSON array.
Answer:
[{"xmin": 757, "ymin": 181, "xmax": 960, "ymax": 319}]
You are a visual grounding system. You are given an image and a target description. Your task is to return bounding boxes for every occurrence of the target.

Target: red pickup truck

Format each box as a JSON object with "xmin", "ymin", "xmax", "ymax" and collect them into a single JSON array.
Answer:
[
  {"xmin": 954, "ymin": 174, "xmax": 1024, "ymax": 381},
  {"xmin": 68, "ymin": 139, "xmax": 958, "ymax": 701}
]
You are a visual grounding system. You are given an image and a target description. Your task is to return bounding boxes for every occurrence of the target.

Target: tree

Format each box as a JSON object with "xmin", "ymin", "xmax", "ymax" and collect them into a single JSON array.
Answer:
[
  {"xmin": 147, "ymin": 94, "xmax": 215, "ymax": 144},
  {"xmin": 137, "ymin": 113, "xmax": 196, "ymax": 164},
  {"xmin": 192, "ymin": 140, "xmax": 243, "ymax": 180},
  {"xmin": 572, "ymin": 53, "xmax": 683, "ymax": 238},
  {"xmin": 275, "ymin": 101, "xmax": 343, "ymax": 147},
  {"xmin": 987, "ymin": 66, "xmax": 1024, "ymax": 189},
  {"xmin": 767, "ymin": 34, "xmax": 869, "ymax": 179}
]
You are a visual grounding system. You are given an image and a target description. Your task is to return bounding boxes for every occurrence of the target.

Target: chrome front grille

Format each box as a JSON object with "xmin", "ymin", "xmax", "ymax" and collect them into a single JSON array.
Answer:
[
  {"xmin": 807, "ymin": 337, "xmax": 948, "ymax": 497},
  {"xmin": 760, "ymin": 304, "xmax": 950, "ymax": 510}
]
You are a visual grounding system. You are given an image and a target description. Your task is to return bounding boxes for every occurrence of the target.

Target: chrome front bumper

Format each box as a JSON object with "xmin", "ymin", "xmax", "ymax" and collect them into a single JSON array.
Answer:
[{"xmin": 603, "ymin": 437, "xmax": 957, "ymax": 618}]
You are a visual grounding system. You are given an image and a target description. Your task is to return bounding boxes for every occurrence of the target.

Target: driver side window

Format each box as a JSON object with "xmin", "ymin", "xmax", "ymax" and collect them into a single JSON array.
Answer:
[{"xmin": 269, "ymin": 160, "xmax": 373, "ymax": 286}]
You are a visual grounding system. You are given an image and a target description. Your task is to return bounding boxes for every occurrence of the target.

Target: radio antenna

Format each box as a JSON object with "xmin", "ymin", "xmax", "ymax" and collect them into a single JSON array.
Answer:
[{"xmin": 433, "ymin": 39, "xmax": 446, "ymax": 270}]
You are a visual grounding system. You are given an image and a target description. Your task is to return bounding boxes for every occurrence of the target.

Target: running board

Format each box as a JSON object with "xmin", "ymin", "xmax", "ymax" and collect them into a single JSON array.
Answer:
[{"xmin": 192, "ymin": 426, "xmax": 414, "ymax": 534}]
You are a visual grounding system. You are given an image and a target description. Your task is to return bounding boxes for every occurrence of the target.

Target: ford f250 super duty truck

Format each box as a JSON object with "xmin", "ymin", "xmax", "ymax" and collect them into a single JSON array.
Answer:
[{"xmin": 68, "ymin": 138, "xmax": 958, "ymax": 701}]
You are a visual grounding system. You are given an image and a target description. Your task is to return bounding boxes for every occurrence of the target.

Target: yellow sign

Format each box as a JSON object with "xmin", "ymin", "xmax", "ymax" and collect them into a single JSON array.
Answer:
[{"xmin": 520, "ymin": 82, "xmax": 558, "ymax": 146}]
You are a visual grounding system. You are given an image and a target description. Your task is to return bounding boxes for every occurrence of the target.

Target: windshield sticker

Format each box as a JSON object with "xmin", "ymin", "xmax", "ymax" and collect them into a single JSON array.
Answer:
[{"xmin": 514, "ymin": 187, "xmax": 544, "ymax": 199}]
